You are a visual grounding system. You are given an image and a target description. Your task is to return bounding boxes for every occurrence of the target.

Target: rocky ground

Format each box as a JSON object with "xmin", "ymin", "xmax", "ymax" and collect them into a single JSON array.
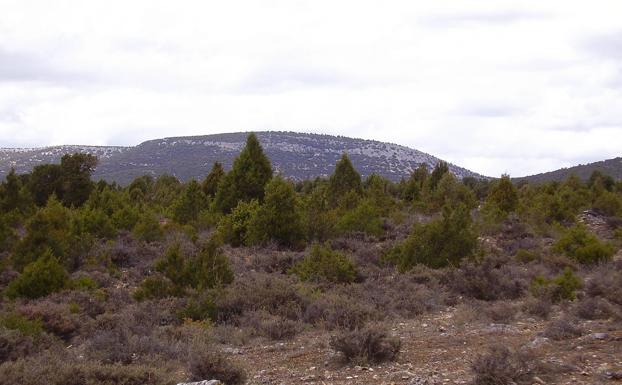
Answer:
[{"xmin": 214, "ymin": 305, "xmax": 621, "ymax": 385}]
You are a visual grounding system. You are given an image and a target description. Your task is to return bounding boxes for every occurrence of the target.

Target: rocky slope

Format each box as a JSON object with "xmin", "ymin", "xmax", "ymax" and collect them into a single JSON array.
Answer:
[
  {"xmin": 518, "ymin": 157, "xmax": 622, "ymax": 183},
  {"xmin": 0, "ymin": 132, "xmax": 482, "ymax": 184}
]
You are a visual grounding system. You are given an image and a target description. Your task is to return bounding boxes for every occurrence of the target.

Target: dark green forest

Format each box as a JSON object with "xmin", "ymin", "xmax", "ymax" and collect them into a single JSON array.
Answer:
[{"xmin": 1, "ymin": 133, "xmax": 621, "ymax": 384}]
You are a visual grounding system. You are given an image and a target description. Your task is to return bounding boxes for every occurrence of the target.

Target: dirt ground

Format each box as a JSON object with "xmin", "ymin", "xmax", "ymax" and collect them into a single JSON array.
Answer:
[{"xmin": 221, "ymin": 306, "xmax": 622, "ymax": 385}]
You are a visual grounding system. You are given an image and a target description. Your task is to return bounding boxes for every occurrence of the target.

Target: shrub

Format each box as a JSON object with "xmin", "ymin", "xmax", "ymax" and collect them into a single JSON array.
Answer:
[
  {"xmin": 133, "ymin": 276, "xmax": 175, "ymax": 301},
  {"xmin": 215, "ymin": 272, "xmax": 304, "ymax": 323},
  {"xmin": 0, "ymin": 313, "xmax": 44, "ymax": 338},
  {"xmin": 0, "ymin": 327, "xmax": 36, "ymax": 362},
  {"xmin": 523, "ymin": 297, "xmax": 552, "ymax": 319},
  {"xmin": 328, "ymin": 153, "xmax": 362, "ymax": 207},
  {"xmin": 553, "ymin": 224, "xmax": 614, "ymax": 264},
  {"xmin": 0, "ymin": 354, "xmax": 175, "ymax": 385},
  {"xmin": 450, "ymin": 257, "xmax": 526, "ymax": 301},
  {"xmin": 303, "ymin": 292, "xmax": 375, "ymax": 330},
  {"xmin": 485, "ymin": 174, "xmax": 519, "ymax": 215},
  {"xmin": 542, "ymin": 318, "xmax": 583, "ymax": 340},
  {"xmin": 216, "ymin": 200, "xmax": 260, "ymax": 247},
  {"xmin": 573, "ymin": 297, "xmax": 617, "ymax": 320},
  {"xmin": 388, "ymin": 203, "xmax": 476, "ymax": 270},
  {"xmin": 240, "ymin": 310, "xmax": 301, "ymax": 340},
  {"xmin": 329, "ymin": 325, "xmax": 400, "ymax": 365},
  {"xmin": 188, "ymin": 347, "xmax": 246, "ymax": 385},
  {"xmin": 18, "ymin": 301, "xmax": 80, "ymax": 340},
  {"xmin": 290, "ymin": 243, "xmax": 357, "ymax": 283},
  {"xmin": 336, "ymin": 199, "xmax": 384, "ymax": 237},
  {"xmin": 132, "ymin": 212, "xmax": 163, "ymax": 243},
  {"xmin": 246, "ymin": 176, "xmax": 305, "ymax": 248},
  {"xmin": 530, "ymin": 268, "xmax": 582, "ymax": 302},
  {"xmin": 585, "ymin": 264, "xmax": 622, "ymax": 305},
  {"xmin": 5, "ymin": 250, "xmax": 69, "ymax": 299},
  {"xmin": 471, "ymin": 345, "xmax": 537, "ymax": 385}
]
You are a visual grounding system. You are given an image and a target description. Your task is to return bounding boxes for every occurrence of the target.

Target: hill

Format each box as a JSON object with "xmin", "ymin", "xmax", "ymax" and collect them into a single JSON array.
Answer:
[
  {"xmin": 518, "ymin": 157, "xmax": 622, "ymax": 183},
  {"xmin": 0, "ymin": 131, "xmax": 482, "ymax": 184}
]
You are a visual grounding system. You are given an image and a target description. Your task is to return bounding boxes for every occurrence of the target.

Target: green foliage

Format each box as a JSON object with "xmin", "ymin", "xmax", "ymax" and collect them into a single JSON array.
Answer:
[
  {"xmin": 387, "ymin": 204, "xmax": 477, "ymax": 270},
  {"xmin": 429, "ymin": 161, "xmax": 449, "ymax": 191},
  {"xmin": 531, "ymin": 267, "xmax": 582, "ymax": 302},
  {"xmin": 0, "ymin": 313, "xmax": 44, "ymax": 337},
  {"xmin": 5, "ymin": 250, "xmax": 69, "ymax": 299},
  {"xmin": 58, "ymin": 153, "xmax": 98, "ymax": 207},
  {"xmin": 0, "ymin": 168, "xmax": 31, "ymax": 214},
  {"xmin": 553, "ymin": 224, "xmax": 614, "ymax": 264},
  {"xmin": 202, "ymin": 162, "xmax": 225, "ymax": 197},
  {"xmin": 300, "ymin": 184, "xmax": 337, "ymax": 242},
  {"xmin": 426, "ymin": 173, "xmax": 476, "ymax": 212},
  {"xmin": 486, "ymin": 174, "xmax": 518, "ymax": 214},
  {"xmin": 593, "ymin": 190, "xmax": 622, "ymax": 216},
  {"xmin": 12, "ymin": 196, "xmax": 74, "ymax": 271},
  {"xmin": 336, "ymin": 199, "xmax": 384, "ymax": 237},
  {"xmin": 246, "ymin": 176, "xmax": 304, "ymax": 247},
  {"xmin": 328, "ymin": 154, "xmax": 362, "ymax": 207},
  {"xmin": 290, "ymin": 243, "xmax": 357, "ymax": 283},
  {"xmin": 216, "ymin": 199, "xmax": 260, "ymax": 247},
  {"xmin": 132, "ymin": 212, "xmax": 164, "ymax": 242},
  {"xmin": 136, "ymin": 239, "xmax": 233, "ymax": 300},
  {"xmin": 172, "ymin": 180, "xmax": 207, "ymax": 224},
  {"xmin": 69, "ymin": 276, "xmax": 98, "ymax": 291},
  {"xmin": 214, "ymin": 133, "xmax": 273, "ymax": 213}
]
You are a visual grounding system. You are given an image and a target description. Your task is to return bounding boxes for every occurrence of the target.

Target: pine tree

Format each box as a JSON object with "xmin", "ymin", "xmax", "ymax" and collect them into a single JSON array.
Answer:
[
  {"xmin": 247, "ymin": 176, "xmax": 304, "ymax": 247},
  {"xmin": 202, "ymin": 162, "xmax": 225, "ymax": 198},
  {"xmin": 214, "ymin": 133, "xmax": 273, "ymax": 213},
  {"xmin": 328, "ymin": 153, "xmax": 362, "ymax": 206},
  {"xmin": 429, "ymin": 161, "xmax": 449, "ymax": 191},
  {"xmin": 486, "ymin": 174, "xmax": 519, "ymax": 214}
]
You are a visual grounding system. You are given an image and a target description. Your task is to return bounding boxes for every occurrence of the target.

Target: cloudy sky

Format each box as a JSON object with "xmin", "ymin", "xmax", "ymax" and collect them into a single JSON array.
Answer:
[{"xmin": 0, "ymin": 1, "xmax": 621, "ymax": 177}]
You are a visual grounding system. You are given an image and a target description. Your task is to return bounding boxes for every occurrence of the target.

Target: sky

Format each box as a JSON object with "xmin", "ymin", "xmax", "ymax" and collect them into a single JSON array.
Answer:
[{"xmin": 0, "ymin": 1, "xmax": 621, "ymax": 177}]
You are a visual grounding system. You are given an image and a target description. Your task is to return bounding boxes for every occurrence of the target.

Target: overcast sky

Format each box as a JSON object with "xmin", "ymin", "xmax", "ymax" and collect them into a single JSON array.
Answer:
[{"xmin": 0, "ymin": 1, "xmax": 621, "ymax": 177}]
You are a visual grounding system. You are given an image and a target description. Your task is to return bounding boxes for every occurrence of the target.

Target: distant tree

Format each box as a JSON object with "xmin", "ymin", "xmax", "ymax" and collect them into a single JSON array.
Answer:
[
  {"xmin": 0, "ymin": 168, "xmax": 30, "ymax": 213},
  {"xmin": 58, "ymin": 153, "xmax": 98, "ymax": 207},
  {"xmin": 28, "ymin": 164, "xmax": 62, "ymax": 206},
  {"xmin": 401, "ymin": 165, "xmax": 428, "ymax": 202},
  {"xmin": 214, "ymin": 133, "xmax": 273, "ymax": 213},
  {"xmin": 328, "ymin": 153, "xmax": 362, "ymax": 206},
  {"xmin": 486, "ymin": 174, "xmax": 519, "ymax": 214},
  {"xmin": 429, "ymin": 161, "xmax": 449, "ymax": 191},
  {"xmin": 27, "ymin": 153, "xmax": 97, "ymax": 207},
  {"xmin": 588, "ymin": 170, "xmax": 615, "ymax": 192},
  {"xmin": 172, "ymin": 180, "xmax": 206, "ymax": 223},
  {"xmin": 202, "ymin": 162, "xmax": 225, "ymax": 198},
  {"xmin": 247, "ymin": 176, "xmax": 304, "ymax": 247}
]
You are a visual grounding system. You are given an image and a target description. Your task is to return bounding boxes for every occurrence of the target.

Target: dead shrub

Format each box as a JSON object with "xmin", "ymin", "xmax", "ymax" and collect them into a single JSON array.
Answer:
[
  {"xmin": 523, "ymin": 297, "xmax": 552, "ymax": 319},
  {"xmin": 573, "ymin": 297, "xmax": 618, "ymax": 320},
  {"xmin": 215, "ymin": 272, "xmax": 304, "ymax": 323},
  {"xmin": 240, "ymin": 310, "xmax": 302, "ymax": 340},
  {"xmin": 0, "ymin": 351, "xmax": 175, "ymax": 385},
  {"xmin": 19, "ymin": 300, "xmax": 80, "ymax": 340},
  {"xmin": 482, "ymin": 301, "xmax": 518, "ymax": 324},
  {"xmin": 303, "ymin": 291, "xmax": 374, "ymax": 330},
  {"xmin": 542, "ymin": 318, "xmax": 583, "ymax": 340},
  {"xmin": 585, "ymin": 265, "xmax": 622, "ymax": 306},
  {"xmin": 450, "ymin": 257, "xmax": 527, "ymax": 301},
  {"xmin": 0, "ymin": 328, "xmax": 35, "ymax": 362},
  {"xmin": 330, "ymin": 325, "xmax": 401, "ymax": 365},
  {"xmin": 471, "ymin": 345, "xmax": 537, "ymax": 385},
  {"xmin": 188, "ymin": 347, "xmax": 246, "ymax": 385}
]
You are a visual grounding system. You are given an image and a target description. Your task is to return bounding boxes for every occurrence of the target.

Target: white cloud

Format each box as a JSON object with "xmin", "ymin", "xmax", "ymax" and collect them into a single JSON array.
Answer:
[{"xmin": 0, "ymin": 0, "xmax": 621, "ymax": 177}]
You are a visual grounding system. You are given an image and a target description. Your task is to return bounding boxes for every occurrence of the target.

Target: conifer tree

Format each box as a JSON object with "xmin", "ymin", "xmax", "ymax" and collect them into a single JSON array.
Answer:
[
  {"xmin": 215, "ymin": 133, "xmax": 273, "ymax": 213},
  {"xmin": 429, "ymin": 161, "xmax": 449, "ymax": 191},
  {"xmin": 247, "ymin": 176, "xmax": 304, "ymax": 247},
  {"xmin": 486, "ymin": 174, "xmax": 519, "ymax": 214},
  {"xmin": 328, "ymin": 153, "xmax": 362, "ymax": 206},
  {"xmin": 202, "ymin": 162, "xmax": 225, "ymax": 198}
]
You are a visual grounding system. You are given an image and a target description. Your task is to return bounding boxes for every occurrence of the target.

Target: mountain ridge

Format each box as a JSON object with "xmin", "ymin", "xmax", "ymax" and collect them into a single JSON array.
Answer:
[{"xmin": 0, "ymin": 131, "xmax": 481, "ymax": 184}]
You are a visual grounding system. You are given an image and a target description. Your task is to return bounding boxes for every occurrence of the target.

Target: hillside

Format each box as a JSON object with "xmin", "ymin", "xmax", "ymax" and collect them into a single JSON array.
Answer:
[
  {"xmin": 0, "ymin": 132, "xmax": 481, "ymax": 184},
  {"xmin": 518, "ymin": 157, "xmax": 622, "ymax": 183}
]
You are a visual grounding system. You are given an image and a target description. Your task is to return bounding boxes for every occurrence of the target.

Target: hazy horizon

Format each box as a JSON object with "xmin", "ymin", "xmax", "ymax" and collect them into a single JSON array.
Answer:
[{"xmin": 1, "ymin": 1, "xmax": 621, "ymax": 177}]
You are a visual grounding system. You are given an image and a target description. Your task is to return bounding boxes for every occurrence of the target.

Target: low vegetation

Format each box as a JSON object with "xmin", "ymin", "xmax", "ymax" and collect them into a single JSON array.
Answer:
[{"xmin": 0, "ymin": 133, "xmax": 621, "ymax": 383}]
